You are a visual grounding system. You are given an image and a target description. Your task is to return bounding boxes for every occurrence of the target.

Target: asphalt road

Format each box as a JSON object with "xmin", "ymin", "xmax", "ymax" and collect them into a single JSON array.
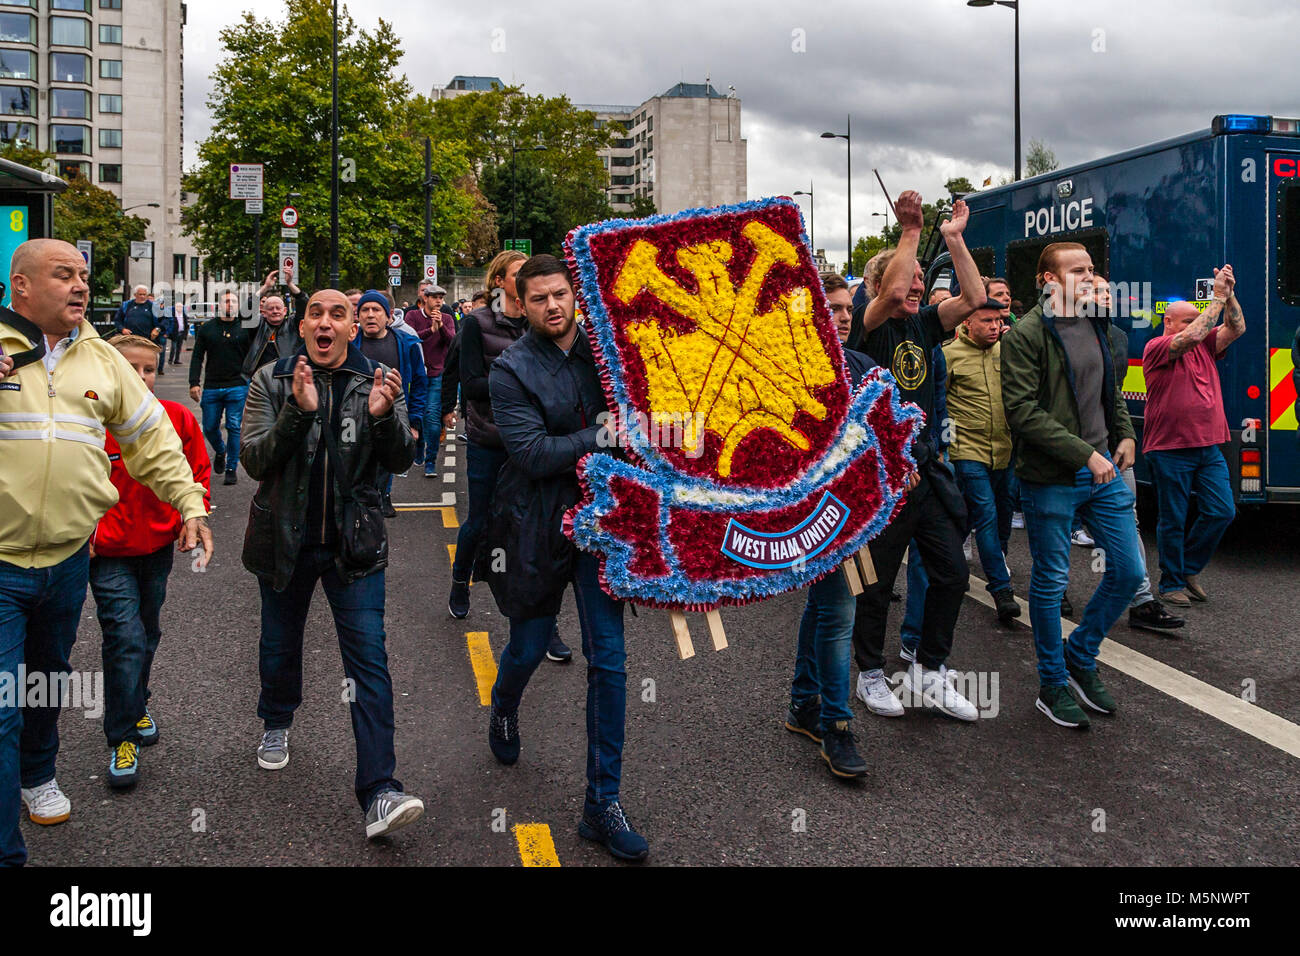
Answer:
[{"xmin": 22, "ymin": 351, "xmax": 1300, "ymax": 867}]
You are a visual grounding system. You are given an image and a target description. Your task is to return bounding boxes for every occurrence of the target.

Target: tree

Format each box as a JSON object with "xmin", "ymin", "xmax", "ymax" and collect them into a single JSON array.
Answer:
[
  {"xmin": 850, "ymin": 234, "xmax": 890, "ymax": 276},
  {"xmin": 0, "ymin": 144, "xmax": 146, "ymax": 302},
  {"xmin": 1025, "ymin": 139, "xmax": 1059, "ymax": 177},
  {"xmin": 181, "ymin": 0, "xmax": 475, "ymax": 290},
  {"xmin": 480, "ymin": 159, "xmax": 563, "ymax": 256},
  {"xmin": 629, "ymin": 195, "xmax": 657, "ymax": 218},
  {"xmin": 944, "ymin": 176, "xmax": 976, "ymax": 197}
]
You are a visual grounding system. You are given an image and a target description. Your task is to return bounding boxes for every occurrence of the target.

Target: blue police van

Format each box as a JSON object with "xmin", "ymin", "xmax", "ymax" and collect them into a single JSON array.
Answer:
[{"xmin": 924, "ymin": 114, "xmax": 1300, "ymax": 505}]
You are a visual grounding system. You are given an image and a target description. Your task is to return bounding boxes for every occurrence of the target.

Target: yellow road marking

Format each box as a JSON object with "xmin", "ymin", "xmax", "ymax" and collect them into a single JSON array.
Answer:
[
  {"xmin": 513, "ymin": 823, "xmax": 560, "ymax": 867},
  {"xmin": 465, "ymin": 631, "xmax": 496, "ymax": 706},
  {"xmin": 395, "ymin": 506, "xmax": 440, "ymax": 512},
  {"xmin": 440, "ymin": 506, "xmax": 459, "ymax": 528},
  {"xmin": 447, "ymin": 543, "xmax": 456, "ymax": 568}
]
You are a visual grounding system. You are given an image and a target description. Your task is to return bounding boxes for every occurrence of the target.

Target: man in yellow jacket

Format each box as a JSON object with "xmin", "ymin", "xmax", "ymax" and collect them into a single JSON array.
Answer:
[{"xmin": 0, "ymin": 239, "xmax": 212, "ymax": 867}]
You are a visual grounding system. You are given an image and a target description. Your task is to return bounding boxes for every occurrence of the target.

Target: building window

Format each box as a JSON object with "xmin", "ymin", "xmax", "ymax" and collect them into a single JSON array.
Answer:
[
  {"xmin": 100, "ymin": 0, "xmax": 122, "ymax": 8},
  {"xmin": 99, "ymin": 59, "xmax": 122, "ymax": 79},
  {"xmin": 0, "ymin": 49, "xmax": 33, "ymax": 80},
  {"xmin": 98, "ymin": 92, "xmax": 122, "ymax": 113},
  {"xmin": 98, "ymin": 163, "xmax": 121, "ymax": 183},
  {"xmin": 190, "ymin": 256, "xmax": 199, "ymax": 281},
  {"xmin": 53, "ymin": 0, "xmax": 92, "ymax": 10},
  {"xmin": 51, "ymin": 88, "xmax": 89, "ymax": 118},
  {"xmin": 58, "ymin": 159, "xmax": 89, "ymax": 180},
  {"xmin": 0, "ymin": 1, "xmax": 36, "ymax": 8},
  {"xmin": 647, "ymin": 136, "xmax": 653, "ymax": 154},
  {"xmin": 50, "ymin": 123, "xmax": 88, "ymax": 153},
  {"xmin": 0, "ymin": 85, "xmax": 33, "ymax": 116},
  {"xmin": 98, "ymin": 24, "xmax": 122, "ymax": 44},
  {"xmin": 173, "ymin": 254, "xmax": 184, "ymax": 277},
  {"xmin": 0, "ymin": 121, "xmax": 33, "ymax": 146},
  {"xmin": 647, "ymin": 116, "xmax": 653, "ymax": 133},
  {"xmin": 50, "ymin": 16, "xmax": 90, "ymax": 47},
  {"xmin": 0, "ymin": 12, "xmax": 34, "ymax": 44},
  {"xmin": 98, "ymin": 128, "xmax": 120, "ymax": 148},
  {"xmin": 50, "ymin": 52, "xmax": 88, "ymax": 83}
]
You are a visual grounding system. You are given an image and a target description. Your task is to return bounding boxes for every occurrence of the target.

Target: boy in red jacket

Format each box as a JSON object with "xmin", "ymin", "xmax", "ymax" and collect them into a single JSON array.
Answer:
[{"xmin": 91, "ymin": 334, "xmax": 211, "ymax": 788}]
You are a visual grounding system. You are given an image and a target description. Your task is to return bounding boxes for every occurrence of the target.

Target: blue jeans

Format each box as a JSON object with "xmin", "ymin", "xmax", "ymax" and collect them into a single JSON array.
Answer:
[
  {"xmin": 492, "ymin": 552, "xmax": 626, "ymax": 818},
  {"xmin": 258, "ymin": 547, "xmax": 401, "ymax": 811},
  {"xmin": 1146, "ymin": 446, "xmax": 1235, "ymax": 594},
  {"xmin": 791, "ymin": 569, "xmax": 856, "ymax": 723},
  {"xmin": 1021, "ymin": 457, "xmax": 1145, "ymax": 686},
  {"xmin": 953, "ymin": 459, "xmax": 1013, "ymax": 593},
  {"xmin": 899, "ymin": 542, "xmax": 927, "ymax": 652},
  {"xmin": 89, "ymin": 546, "xmax": 173, "ymax": 746},
  {"xmin": 451, "ymin": 441, "xmax": 508, "ymax": 583},
  {"xmin": 200, "ymin": 384, "xmax": 248, "ymax": 472},
  {"xmin": 0, "ymin": 545, "xmax": 90, "ymax": 867},
  {"xmin": 420, "ymin": 375, "xmax": 443, "ymax": 466}
]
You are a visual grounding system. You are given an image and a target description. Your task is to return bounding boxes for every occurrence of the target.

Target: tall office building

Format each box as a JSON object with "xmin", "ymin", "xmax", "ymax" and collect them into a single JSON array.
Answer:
[{"xmin": 0, "ymin": 0, "xmax": 196, "ymax": 295}]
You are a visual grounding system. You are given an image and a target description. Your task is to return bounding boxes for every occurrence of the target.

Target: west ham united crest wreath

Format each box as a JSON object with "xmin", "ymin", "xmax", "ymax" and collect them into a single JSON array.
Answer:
[{"xmin": 564, "ymin": 197, "xmax": 922, "ymax": 612}]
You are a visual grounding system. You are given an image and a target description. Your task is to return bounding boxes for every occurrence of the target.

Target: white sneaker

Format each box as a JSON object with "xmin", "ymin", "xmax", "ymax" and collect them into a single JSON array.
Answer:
[
  {"xmin": 1011, "ymin": 512, "xmax": 1025, "ymax": 530},
  {"xmin": 899, "ymin": 644, "xmax": 917, "ymax": 664},
  {"xmin": 902, "ymin": 665, "xmax": 978, "ymax": 722},
  {"xmin": 1071, "ymin": 529, "xmax": 1095, "ymax": 547},
  {"xmin": 963, "ymin": 534, "xmax": 973, "ymax": 560},
  {"xmin": 856, "ymin": 670, "xmax": 904, "ymax": 717},
  {"xmin": 21, "ymin": 778, "xmax": 71, "ymax": 825}
]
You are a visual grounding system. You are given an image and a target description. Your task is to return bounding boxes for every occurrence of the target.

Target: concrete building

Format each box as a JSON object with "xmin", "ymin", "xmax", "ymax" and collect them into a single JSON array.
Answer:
[
  {"xmin": 579, "ymin": 81, "xmax": 747, "ymax": 216},
  {"xmin": 0, "ymin": 0, "xmax": 197, "ymax": 296},
  {"xmin": 432, "ymin": 75, "xmax": 505, "ymax": 102}
]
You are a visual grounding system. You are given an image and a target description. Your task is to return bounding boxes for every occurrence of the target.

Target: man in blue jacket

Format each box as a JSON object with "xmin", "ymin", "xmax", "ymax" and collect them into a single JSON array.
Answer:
[
  {"xmin": 115, "ymin": 285, "xmax": 161, "ymax": 341},
  {"xmin": 355, "ymin": 290, "xmax": 427, "ymax": 517}
]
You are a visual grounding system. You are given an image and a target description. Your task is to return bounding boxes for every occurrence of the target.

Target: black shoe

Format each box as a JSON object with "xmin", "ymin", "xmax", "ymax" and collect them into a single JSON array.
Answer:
[
  {"xmin": 1128, "ymin": 600, "xmax": 1185, "ymax": 635},
  {"xmin": 820, "ymin": 720, "xmax": 868, "ymax": 778},
  {"xmin": 578, "ymin": 801, "xmax": 649, "ymax": 862},
  {"xmin": 448, "ymin": 579, "xmax": 470, "ymax": 619},
  {"xmin": 784, "ymin": 697, "xmax": 822, "ymax": 743},
  {"xmin": 223, "ymin": 468, "xmax": 237, "ymax": 486},
  {"xmin": 993, "ymin": 588, "xmax": 1021, "ymax": 622},
  {"xmin": 213, "ymin": 451, "xmax": 226, "ymax": 474},
  {"xmin": 1060, "ymin": 594, "xmax": 1073, "ymax": 617},
  {"xmin": 488, "ymin": 706, "xmax": 519, "ymax": 765},
  {"xmin": 382, "ymin": 494, "xmax": 397, "ymax": 518},
  {"xmin": 156, "ymin": 367, "xmax": 164, "ymax": 376},
  {"xmin": 546, "ymin": 627, "xmax": 572, "ymax": 663}
]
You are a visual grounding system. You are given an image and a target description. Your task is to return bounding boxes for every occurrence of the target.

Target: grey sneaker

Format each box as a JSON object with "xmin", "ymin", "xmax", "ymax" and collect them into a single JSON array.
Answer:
[
  {"xmin": 257, "ymin": 728, "xmax": 290, "ymax": 770},
  {"xmin": 365, "ymin": 789, "xmax": 425, "ymax": 839}
]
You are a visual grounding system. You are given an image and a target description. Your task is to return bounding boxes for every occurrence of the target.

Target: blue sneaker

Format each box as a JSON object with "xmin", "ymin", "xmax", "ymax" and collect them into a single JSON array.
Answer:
[
  {"xmin": 136, "ymin": 710, "xmax": 159, "ymax": 746},
  {"xmin": 108, "ymin": 741, "xmax": 140, "ymax": 789},
  {"xmin": 424, "ymin": 463, "xmax": 438, "ymax": 478},
  {"xmin": 488, "ymin": 706, "xmax": 520, "ymax": 765},
  {"xmin": 579, "ymin": 801, "xmax": 649, "ymax": 862}
]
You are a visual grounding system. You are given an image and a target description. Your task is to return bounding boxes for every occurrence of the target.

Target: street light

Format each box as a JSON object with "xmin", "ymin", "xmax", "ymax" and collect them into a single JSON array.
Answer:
[
  {"xmin": 509, "ymin": 142, "xmax": 547, "ymax": 249},
  {"xmin": 872, "ymin": 209, "xmax": 889, "ymax": 234},
  {"xmin": 968, "ymin": 0, "xmax": 1021, "ymax": 181},
  {"xmin": 820, "ymin": 115, "xmax": 850, "ymax": 272},
  {"xmin": 793, "ymin": 183, "xmax": 814, "ymax": 253},
  {"xmin": 122, "ymin": 202, "xmax": 160, "ymax": 293},
  {"xmin": 330, "ymin": 0, "xmax": 340, "ymax": 288}
]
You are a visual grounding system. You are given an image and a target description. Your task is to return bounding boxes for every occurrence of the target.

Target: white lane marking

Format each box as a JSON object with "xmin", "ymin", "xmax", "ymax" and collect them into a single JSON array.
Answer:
[
  {"xmin": 390, "ymin": 492, "xmax": 456, "ymax": 507},
  {"xmin": 443, "ymin": 472, "xmax": 455, "ymax": 483}
]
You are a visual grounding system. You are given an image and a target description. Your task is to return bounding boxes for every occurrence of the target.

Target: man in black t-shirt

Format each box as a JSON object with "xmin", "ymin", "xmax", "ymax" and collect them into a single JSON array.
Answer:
[{"xmin": 848, "ymin": 191, "xmax": 986, "ymax": 722}]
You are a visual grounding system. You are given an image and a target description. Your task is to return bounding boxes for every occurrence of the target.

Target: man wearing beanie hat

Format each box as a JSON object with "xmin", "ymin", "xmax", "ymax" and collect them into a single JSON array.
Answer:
[{"xmin": 356, "ymin": 290, "xmax": 427, "ymax": 516}]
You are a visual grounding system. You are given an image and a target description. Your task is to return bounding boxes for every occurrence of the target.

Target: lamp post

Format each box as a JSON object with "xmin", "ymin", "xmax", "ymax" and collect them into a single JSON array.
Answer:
[
  {"xmin": 820, "ymin": 115, "xmax": 851, "ymax": 272},
  {"xmin": 872, "ymin": 209, "xmax": 889, "ymax": 235},
  {"xmin": 329, "ymin": 0, "xmax": 340, "ymax": 288},
  {"xmin": 509, "ymin": 142, "xmax": 547, "ymax": 248},
  {"xmin": 968, "ymin": 0, "xmax": 1021, "ymax": 181},
  {"xmin": 122, "ymin": 201, "xmax": 160, "ymax": 294},
  {"xmin": 793, "ymin": 183, "xmax": 815, "ymax": 253}
]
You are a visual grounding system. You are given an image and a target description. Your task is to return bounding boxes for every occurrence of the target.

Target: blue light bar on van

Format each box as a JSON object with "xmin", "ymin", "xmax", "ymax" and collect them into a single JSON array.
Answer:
[{"xmin": 1212, "ymin": 114, "xmax": 1271, "ymax": 134}]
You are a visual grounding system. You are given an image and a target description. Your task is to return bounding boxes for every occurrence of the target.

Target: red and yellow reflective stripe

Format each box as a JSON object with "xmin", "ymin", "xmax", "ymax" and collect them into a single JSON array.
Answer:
[
  {"xmin": 1269, "ymin": 347, "xmax": 1298, "ymax": 431},
  {"xmin": 1121, "ymin": 359, "xmax": 1147, "ymax": 400}
]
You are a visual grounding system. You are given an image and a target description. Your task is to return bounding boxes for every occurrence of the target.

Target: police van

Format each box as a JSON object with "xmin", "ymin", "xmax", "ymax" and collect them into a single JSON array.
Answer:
[{"xmin": 925, "ymin": 114, "xmax": 1300, "ymax": 505}]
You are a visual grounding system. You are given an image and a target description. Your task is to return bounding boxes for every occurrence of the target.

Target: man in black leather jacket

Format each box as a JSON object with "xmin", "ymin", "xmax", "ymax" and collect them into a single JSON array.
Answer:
[
  {"xmin": 482, "ymin": 254, "xmax": 648, "ymax": 863},
  {"xmin": 239, "ymin": 289, "xmax": 424, "ymax": 841}
]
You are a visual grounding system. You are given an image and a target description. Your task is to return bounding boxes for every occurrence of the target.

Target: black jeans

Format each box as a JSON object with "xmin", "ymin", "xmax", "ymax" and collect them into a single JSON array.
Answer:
[
  {"xmin": 852, "ymin": 476, "xmax": 969, "ymax": 672},
  {"xmin": 169, "ymin": 334, "xmax": 185, "ymax": 364},
  {"xmin": 89, "ymin": 546, "xmax": 173, "ymax": 746}
]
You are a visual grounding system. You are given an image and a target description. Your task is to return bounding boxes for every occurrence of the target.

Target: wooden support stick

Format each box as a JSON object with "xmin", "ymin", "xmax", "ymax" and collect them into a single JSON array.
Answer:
[
  {"xmin": 669, "ymin": 611, "xmax": 695, "ymax": 660},
  {"xmin": 856, "ymin": 545, "xmax": 878, "ymax": 586},
  {"xmin": 842, "ymin": 557, "xmax": 863, "ymax": 595},
  {"xmin": 705, "ymin": 609, "xmax": 728, "ymax": 651}
]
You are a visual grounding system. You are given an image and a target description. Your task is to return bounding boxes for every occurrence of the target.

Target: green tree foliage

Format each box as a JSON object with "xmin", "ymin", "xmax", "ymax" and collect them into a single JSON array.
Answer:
[
  {"xmin": 850, "ymin": 234, "xmax": 890, "ymax": 277},
  {"xmin": 181, "ymin": 0, "xmax": 474, "ymax": 290},
  {"xmin": 1025, "ymin": 139, "xmax": 1059, "ymax": 177},
  {"xmin": 0, "ymin": 144, "xmax": 146, "ymax": 302},
  {"xmin": 628, "ymin": 195, "xmax": 657, "ymax": 218}
]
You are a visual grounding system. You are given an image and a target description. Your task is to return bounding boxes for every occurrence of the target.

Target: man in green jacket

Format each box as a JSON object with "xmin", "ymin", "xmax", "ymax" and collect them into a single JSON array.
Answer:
[{"xmin": 1000, "ymin": 242, "xmax": 1145, "ymax": 730}]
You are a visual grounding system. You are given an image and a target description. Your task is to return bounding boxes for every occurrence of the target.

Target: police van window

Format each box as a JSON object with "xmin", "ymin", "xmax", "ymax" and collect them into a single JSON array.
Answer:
[
  {"xmin": 1005, "ymin": 228, "xmax": 1109, "ymax": 312},
  {"xmin": 1279, "ymin": 182, "xmax": 1300, "ymax": 306},
  {"xmin": 970, "ymin": 246, "xmax": 995, "ymax": 279}
]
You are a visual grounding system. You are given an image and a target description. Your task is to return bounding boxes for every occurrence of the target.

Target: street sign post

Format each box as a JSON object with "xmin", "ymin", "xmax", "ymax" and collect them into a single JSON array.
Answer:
[
  {"xmin": 504, "ymin": 239, "xmax": 531, "ymax": 255},
  {"xmin": 387, "ymin": 266, "xmax": 402, "ymax": 287},
  {"xmin": 280, "ymin": 206, "xmax": 299, "ymax": 228},
  {"xmin": 245, "ymin": 199, "xmax": 263, "ymax": 215},
  {"xmin": 423, "ymin": 254, "xmax": 438, "ymax": 286},
  {"xmin": 130, "ymin": 240, "xmax": 153, "ymax": 260},
  {"xmin": 76, "ymin": 239, "xmax": 92, "ymax": 276},
  {"xmin": 279, "ymin": 242, "xmax": 298, "ymax": 286},
  {"xmin": 280, "ymin": 227, "xmax": 299, "ymax": 239},
  {"xmin": 229, "ymin": 163, "xmax": 264, "ymax": 200},
  {"xmin": 387, "ymin": 252, "xmax": 403, "ymax": 270}
]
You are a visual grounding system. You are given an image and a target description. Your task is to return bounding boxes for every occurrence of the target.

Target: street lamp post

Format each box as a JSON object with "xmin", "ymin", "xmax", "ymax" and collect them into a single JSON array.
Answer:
[
  {"xmin": 968, "ymin": 0, "xmax": 1021, "ymax": 181},
  {"xmin": 509, "ymin": 142, "xmax": 546, "ymax": 248},
  {"xmin": 329, "ymin": 0, "xmax": 340, "ymax": 288},
  {"xmin": 122, "ymin": 201, "xmax": 160, "ymax": 295},
  {"xmin": 873, "ymin": 209, "xmax": 889, "ymax": 235},
  {"xmin": 821, "ymin": 115, "xmax": 851, "ymax": 272},
  {"xmin": 793, "ymin": 183, "xmax": 815, "ymax": 253}
]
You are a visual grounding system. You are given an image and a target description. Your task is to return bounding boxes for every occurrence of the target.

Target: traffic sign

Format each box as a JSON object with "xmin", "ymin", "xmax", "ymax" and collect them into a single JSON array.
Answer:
[
  {"xmin": 279, "ymin": 241, "xmax": 298, "ymax": 285},
  {"xmin": 245, "ymin": 199, "xmax": 263, "ymax": 215},
  {"xmin": 387, "ymin": 275, "xmax": 402, "ymax": 287},
  {"xmin": 229, "ymin": 163, "xmax": 264, "ymax": 200},
  {"xmin": 504, "ymin": 239, "xmax": 531, "ymax": 255},
  {"xmin": 280, "ymin": 227, "xmax": 299, "ymax": 239},
  {"xmin": 423, "ymin": 254, "xmax": 438, "ymax": 285},
  {"xmin": 76, "ymin": 239, "xmax": 92, "ymax": 275},
  {"xmin": 388, "ymin": 252, "xmax": 403, "ymax": 269},
  {"xmin": 280, "ymin": 206, "xmax": 299, "ymax": 228},
  {"xmin": 130, "ymin": 241, "xmax": 153, "ymax": 260}
]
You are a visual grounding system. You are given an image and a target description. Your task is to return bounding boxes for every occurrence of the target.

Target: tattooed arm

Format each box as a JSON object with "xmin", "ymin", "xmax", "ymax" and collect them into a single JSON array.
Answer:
[
  {"xmin": 1217, "ymin": 294, "xmax": 1245, "ymax": 354},
  {"xmin": 1170, "ymin": 264, "xmax": 1234, "ymax": 359}
]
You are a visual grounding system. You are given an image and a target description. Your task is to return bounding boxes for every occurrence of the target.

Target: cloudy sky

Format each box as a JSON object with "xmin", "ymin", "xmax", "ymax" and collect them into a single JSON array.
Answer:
[{"xmin": 185, "ymin": 0, "xmax": 1300, "ymax": 268}]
